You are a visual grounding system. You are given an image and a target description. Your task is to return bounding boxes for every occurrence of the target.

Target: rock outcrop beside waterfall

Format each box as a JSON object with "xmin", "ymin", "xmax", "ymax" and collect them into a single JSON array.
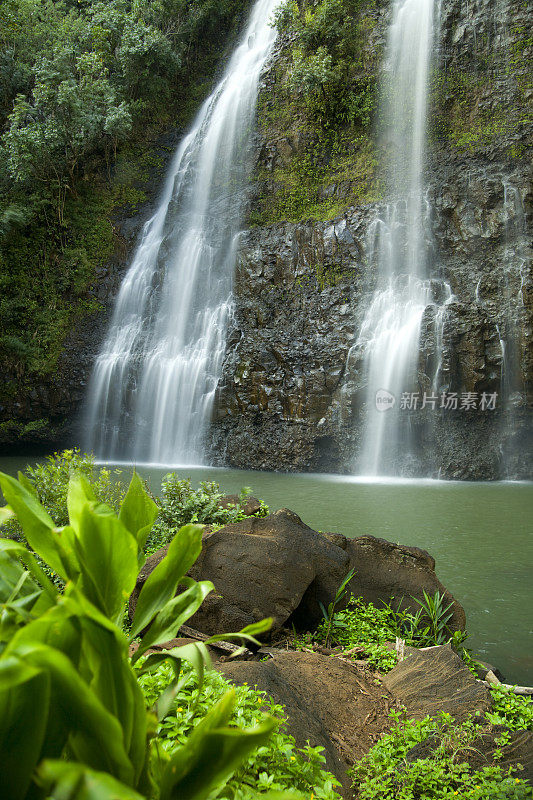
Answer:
[{"xmin": 210, "ymin": 0, "xmax": 532, "ymax": 479}]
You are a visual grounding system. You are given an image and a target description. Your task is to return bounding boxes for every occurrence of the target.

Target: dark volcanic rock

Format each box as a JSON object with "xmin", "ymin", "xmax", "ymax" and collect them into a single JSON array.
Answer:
[
  {"xmin": 217, "ymin": 651, "xmax": 395, "ymax": 799},
  {"xmin": 345, "ymin": 536, "xmax": 466, "ymax": 632},
  {"xmin": 129, "ymin": 511, "xmax": 466, "ymax": 645},
  {"xmin": 383, "ymin": 643, "xmax": 492, "ymax": 721},
  {"xmin": 209, "ymin": 0, "xmax": 533, "ymax": 480},
  {"xmin": 186, "ymin": 509, "xmax": 350, "ymax": 635}
]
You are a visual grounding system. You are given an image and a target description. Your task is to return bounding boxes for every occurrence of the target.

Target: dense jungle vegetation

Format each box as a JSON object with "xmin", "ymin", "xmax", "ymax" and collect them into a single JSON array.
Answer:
[{"xmin": 0, "ymin": 0, "xmax": 249, "ymax": 394}]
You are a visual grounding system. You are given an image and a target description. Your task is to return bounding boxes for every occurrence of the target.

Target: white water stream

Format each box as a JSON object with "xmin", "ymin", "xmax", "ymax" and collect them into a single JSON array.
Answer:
[
  {"xmin": 86, "ymin": 0, "xmax": 279, "ymax": 464},
  {"xmin": 356, "ymin": 0, "xmax": 447, "ymax": 476}
]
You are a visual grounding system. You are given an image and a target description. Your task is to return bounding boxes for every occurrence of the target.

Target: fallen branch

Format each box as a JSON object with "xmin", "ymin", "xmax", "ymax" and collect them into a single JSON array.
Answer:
[
  {"xmin": 477, "ymin": 670, "xmax": 533, "ymax": 696},
  {"xmin": 179, "ymin": 624, "xmax": 253, "ymax": 659}
]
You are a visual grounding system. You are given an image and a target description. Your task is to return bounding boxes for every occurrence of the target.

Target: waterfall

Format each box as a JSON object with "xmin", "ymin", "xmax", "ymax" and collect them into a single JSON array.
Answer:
[
  {"xmin": 85, "ymin": 0, "xmax": 280, "ymax": 465},
  {"xmin": 499, "ymin": 181, "xmax": 528, "ymax": 474},
  {"xmin": 355, "ymin": 0, "xmax": 446, "ymax": 476}
]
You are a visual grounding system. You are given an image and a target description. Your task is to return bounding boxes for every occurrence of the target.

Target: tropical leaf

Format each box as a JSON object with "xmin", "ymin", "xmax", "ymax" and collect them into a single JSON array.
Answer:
[
  {"xmin": 160, "ymin": 689, "xmax": 277, "ymax": 800},
  {"xmin": 37, "ymin": 761, "xmax": 145, "ymax": 800},
  {"xmin": 119, "ymin": 472, "xmax": 159, "ymax": 558},
  {"xmin": 129, "ymin": 523, "xmax": 203, "ymax": 640},
  {"xmin": 132, "ymin": 579, "xmax": 214, "ymax": 663}
]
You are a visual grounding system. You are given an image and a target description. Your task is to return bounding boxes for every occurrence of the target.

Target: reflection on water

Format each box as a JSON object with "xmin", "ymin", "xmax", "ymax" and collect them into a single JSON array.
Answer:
[{"xmin": 1, "ymin": 455, "xmax": 531, "ymax": 684}]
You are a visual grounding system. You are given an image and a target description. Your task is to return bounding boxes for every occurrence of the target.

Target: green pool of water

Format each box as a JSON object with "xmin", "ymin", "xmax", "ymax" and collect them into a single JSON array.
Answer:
[{"xmin": 1, "ymin": 455, "xmax": 532, "ymax": 685}]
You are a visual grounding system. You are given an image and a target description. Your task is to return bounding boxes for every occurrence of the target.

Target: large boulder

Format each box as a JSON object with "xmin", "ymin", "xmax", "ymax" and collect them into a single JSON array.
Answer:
[
  {"xmin": 345, "ymin": 535, "xmax": 466, "ymax": 632},
  {"xmin": 218, "ymin": 493, "xmax": 263, "ymax": 516},
  {"xmin": 187, "ymin": 509, "xmax": 350, "ymax": 635},
  {"xmin": 129, "ymin": 510, "xmax": 466, "ymax": 640},
  {"xmin": 217, "ymin": 651, "xmax": 394, "ymax": 799},
  {"xmin": 383, "ymin": 643, "xmax": 492, "ymax": 721}
]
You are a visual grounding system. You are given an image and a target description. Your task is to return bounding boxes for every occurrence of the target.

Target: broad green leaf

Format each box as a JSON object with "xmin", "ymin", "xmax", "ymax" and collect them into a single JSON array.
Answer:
[
  {"xmin": 0, "ymin": 661, "xmax": 51, "ymax": 800},
  {"xmin": 37, "ymin": 761, "xmax": 145, "ymax": 800},
  {"xmin": 17, "ymin": 471, "xmax": 38, "ymax": 497},
  {"xmin": 129, "ymin": 524, "xmax": 203, "ymax": 640},
  {"xmin": 119, "ymin": 472, "xmax": 159, "ymax": 555},
  {"xmin": 132, "ymin": 580, "xmax": 213, "ymax": 663},
  {"xmin": 73, "ymin": 499, "xmax": 138, "ymax": 623},
  {"xmin": 160, "ymin": 690, "xmax": 277, "ymax": 800},
  {"xmin": 67, "ymin": 473, "xmax": 98, "ymax": 530},
  {"xmin": 0, "ymin": 538, "xmax": 58, "ymax": 600},
  {"xmin": 6, "ymin": 601, "xmax": 83, "ymax": 669},
  {"xmin": 57, "ymin": 587, "xmax": 149, "ymax": 784},
  {"xmin": 0, "ymin": 472, "xmax": 70, "ymax": 579},
  {"xmin": 13, "ymin": 642, "xmax": 134, "ymax": 785}
]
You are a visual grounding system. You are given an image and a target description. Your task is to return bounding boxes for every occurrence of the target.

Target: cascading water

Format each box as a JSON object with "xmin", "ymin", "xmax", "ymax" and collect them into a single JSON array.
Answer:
[
  {"xmin": 499, "ymin": 181, "xmax": 529, "ymax": 473},
  {"xmin": 85, "ymin": 0, "xmax": 280, "ymax": 464},
  {"xmin": 354, "ymin": 0, "xmax": 448, "ymax": 476}
]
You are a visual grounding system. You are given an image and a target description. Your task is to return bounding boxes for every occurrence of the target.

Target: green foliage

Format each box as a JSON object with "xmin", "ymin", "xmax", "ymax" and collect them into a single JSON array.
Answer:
[
  {"xmin": 0, "ymin": 468, "xmax": 284, "ymax": 800},
  {"xmin": 350, "ymin": 711, "xmax": 533, "ymax": 799},
  {"xmin": 314, "ymin": 596, "xmax": 399, "ymax": 672},
  {"xmin": 139, "ymin": 661, "xmax": 342, "ymax": 799},
  {"xmin": 314, "ymin": 592, "xmax": 456, "ymax": 671},
  {"xmin": 487, "ymin": 686, "xmax": 533, "ymax": 732},
  {"xmin": 0, "ymin": 0, "xmax": 249, "ymax": 390},
  {"xmin": 384, "ymin": 590, "xmax": 455, "ymax": 647},
  {"xmin": 318, "ymin": 567, "xmax": 355, "ymax": 647},
  {"xmin": 250, "ymin": 0, "xmax": 381, "ymax": 226},
  {"xmin": 1, "ymin": 449, "xmax": 126, "ymax": 540},
  {"xmin": 277, "ymin": 0, "xmax": 378, "ymax": 127},
  {"xmin": 146, "ymin": 475, "xmax": 268, "ymax": 555}
]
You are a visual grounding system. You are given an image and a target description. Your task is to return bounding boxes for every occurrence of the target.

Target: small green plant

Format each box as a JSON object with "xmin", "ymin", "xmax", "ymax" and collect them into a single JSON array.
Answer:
[
  {"xmin": 318, "ymin": 568, "xmax": 355, "ymax": 647},
  {"xmin": 384, "ymin": 590, "xmax": 455, "ymax": 647},
  {"xmin": 315, "ymin": 596, "xmax": 399, "ymax": 671},
  {"xmin": 488, "ymin": 685, "xmax": 533, "ymax": 731},
  {"xmin": 350, "ymin": 711, "xmax": 533, "ymax": 799},
  {"xmin": 139, "ymin": 662, "xmax": 342, "ymax": 799}
]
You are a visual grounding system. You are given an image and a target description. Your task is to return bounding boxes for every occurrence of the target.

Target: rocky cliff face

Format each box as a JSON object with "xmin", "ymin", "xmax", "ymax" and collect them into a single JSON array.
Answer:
[{"xmin": 210, "ymin": 0, "xmax": 532, "ymax": 479}]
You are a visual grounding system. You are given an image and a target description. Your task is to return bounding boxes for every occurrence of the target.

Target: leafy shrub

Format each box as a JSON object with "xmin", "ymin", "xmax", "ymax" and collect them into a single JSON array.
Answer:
[
  {"xmin": 139, "ymin": 661, "xmax": 342, "ymax": 799},
  {"xmin": 350, "ymin": 711, "xmax": 533, "ymax": 799},
  {"xmin": 1, "ymin": 448, "xmax": 125, "ymax": 540},
  {"xmin": 0, "ymin": 468, "xmax": 282, "ymax": 800},
  {"xmin": 314, "ymin": 596, "xmax": 400, "ymax": 671},
  {"xmin": 146, "ymin": 475, "xmax": 268, "ymax": 555}
]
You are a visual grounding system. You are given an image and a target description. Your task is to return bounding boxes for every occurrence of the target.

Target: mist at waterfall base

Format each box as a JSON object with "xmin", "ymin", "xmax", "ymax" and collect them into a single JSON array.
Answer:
[{"xmin": 85, "ymin": 0, "xmax": 280, "ymax": 465}]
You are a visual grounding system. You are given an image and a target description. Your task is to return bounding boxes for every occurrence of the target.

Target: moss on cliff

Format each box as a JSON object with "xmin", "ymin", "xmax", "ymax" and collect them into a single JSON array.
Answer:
[
  {"xmin": 430, "ymin": 20, "xmax": 532, "ymax": 156},
  {"xmin": 249, "ymin": 0, "xmax": 382, "ymax": 226}
]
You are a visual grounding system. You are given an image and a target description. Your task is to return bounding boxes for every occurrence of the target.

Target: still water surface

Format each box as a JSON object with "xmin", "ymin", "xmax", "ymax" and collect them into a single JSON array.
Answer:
[{"xmin": 1, "ymin": 455, "xmax": 531, "ymax": 685}]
